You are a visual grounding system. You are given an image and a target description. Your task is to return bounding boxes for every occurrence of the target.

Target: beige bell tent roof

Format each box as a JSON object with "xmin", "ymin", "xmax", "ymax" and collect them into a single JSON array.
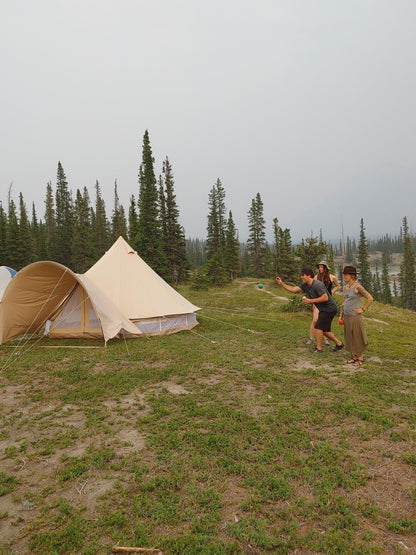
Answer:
[
  {"xmin": 0, "ymin": 261, "xmax": 142, "ymax": 345},
  {"xmin": 85, "ymin": 236, "xmax": 200, "ymax": 319}
]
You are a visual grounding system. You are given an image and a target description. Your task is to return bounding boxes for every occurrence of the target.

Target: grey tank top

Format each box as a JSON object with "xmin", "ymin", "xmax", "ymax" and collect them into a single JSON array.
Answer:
[{"xmin": 343, "ymin": 283, "xmax": 361, "ymax": 316}]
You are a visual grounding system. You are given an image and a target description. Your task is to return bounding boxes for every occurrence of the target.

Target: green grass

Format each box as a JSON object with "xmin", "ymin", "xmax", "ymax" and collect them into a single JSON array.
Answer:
[{"xmin": 0, "ymin": 279, "xmax": 415, "ymax": 554}]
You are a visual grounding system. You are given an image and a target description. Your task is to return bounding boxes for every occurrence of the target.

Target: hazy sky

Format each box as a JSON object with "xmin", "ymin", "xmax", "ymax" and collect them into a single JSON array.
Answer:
[{"xmin": 2, "ymin": 0, "xmax": 415, "ymax": 242}]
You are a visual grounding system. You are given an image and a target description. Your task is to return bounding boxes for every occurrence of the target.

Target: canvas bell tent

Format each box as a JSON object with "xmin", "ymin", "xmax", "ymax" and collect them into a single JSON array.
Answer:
[
  {"xmin": 83, "ymin": 236, "xmax": 199, "ymax": 336},
  {"xmin": 0, "ymin": 266, "xmax": 17, "ymax": 301},
  {"xmin": 0, "ymin": 237, "xmax": 200, "ymax": 345}
]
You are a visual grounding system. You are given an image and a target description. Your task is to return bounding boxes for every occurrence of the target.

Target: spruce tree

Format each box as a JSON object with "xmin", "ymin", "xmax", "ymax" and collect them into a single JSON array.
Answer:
[
  {"xmin": 16, "ymin": 193, "xmax": 32, "ymax": 268},
  {"xmin": 30, "ymin": 203, "xmax": 45, "ymax": 261},
  {"xmin": 399, "ymin": 216, "xmax": 416, "ymax": 310},
  {"xmin": 111, "ymin": 180, "xmax": 127, "ymax": 241},
  {"xmin": 0, "ymin": 203, "xmax": 8, "ymax": 265},
  {"xmin": 273, "ymin": 218, "xmax": 297, "ymax": 281},
  {"xmin": 247, "ymin": 193, "xmax": 267, "ymax": 278},
  {"xmin": 295, "ymin": 236, "xmax": 326, "ymax": 269},
  {"xmin": 54, "ymin": 162, "xmax": 73, "ymax": 265},
  {"xmin": 72, "ymin": 188, "xmax": 94, "ymax": 272},
  {"xmin": 161, "ymin": 157, "xmax": 189, "ymax": 283},
  {"xmin": 357, "ymin": 218, "xmax": 372, "ymax": 290},
  {"xmin": 224, "ymin": 211, "xmax": 240, "ymax": 281},
  {"xmin": 92, "ymin": 180, "xmax": 110, "ymax": 258},
  {"xmin": 128, "ymin": 195, "xmax": 139, "ymax": 246},
  {"xmin": 206, "ymin": 178, "xmax": 227, "ymax": 285},
  {"xmin": 372, "ymin": 262, "xmax": 381, "ymax": 301},
  {"xmin": 44, "ymin": 181, "xmax": 55, "ymax": 260},
  {"xmin": 381, "ymin": 253, "xmax": 392, "ymax": 305},
  {"xmin": 158, "ymin": 175, "xmax": 167, "ymax": 246},
  {"xmin": 136, "ymin": 130, "xmax": 167, "ymax": 276},
  {"xmin": 206, "ymin": 179, "xmax": 226, "ymax": 260},
  {"xmin": 6, "ymin": 198, "xmax": 19, "ymax": 269}
]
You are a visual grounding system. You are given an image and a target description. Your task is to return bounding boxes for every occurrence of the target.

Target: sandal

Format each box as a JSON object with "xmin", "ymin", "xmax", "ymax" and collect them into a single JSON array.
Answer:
[
  {"xmin": 345, "ymin": 358, "xmax": 358, "ymax": 364},
  {"xmin": 354, "ymin": 358, "xmax": 364, "ymax": 366}
]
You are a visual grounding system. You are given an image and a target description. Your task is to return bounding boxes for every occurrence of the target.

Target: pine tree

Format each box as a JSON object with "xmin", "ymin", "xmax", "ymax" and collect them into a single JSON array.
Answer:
[
  {"xmin": 399, "ymin": 216, "xmax": 416, "ymax": 310},
  {"xmin": 72, "ymin": 188, "xmax": 94, "ymax": 272},
  {"xmin": 54, "ymin": 162, "xmax": 73, "ymax": 265},
  {"xmin": 247, "ymin": 193, "xmax": 267, "ymax": 278},
  {"xmin": 357, "ymin": 218, "xmax": 372, "ymax": 290},
  {"xmin": 295, "ymin": 236, "xmax": 326, "ymax": 269},
  {"xmin": 44, "ymin": 181, "xmax": 55, "ymax": 260},
  {"xmin": 161, "ymin": 157, "xmax": 189, "ymax": 283},
  {"xmin": 136, "ymin": 130, "xmax": 167, "ymax": 276},
  {"xmin": 16, "ymin": 193, "xmax": 32, "ymax": 268},
  {"xmin": 0, "ymin": 203, "xmax": 8, "ymax": 265},
  {"xmin": 224, "ymin": 211, "xmax": 240, "ymax": 281},
  {"xmin": 111, "ymin": 180, "xmax": 127, "ymax": 241},
  {"xmin": 273, "ymin": 218, "xmax": 297, "ymax": 281},
  {"xmin": 30, "ymin": 203, "xmax": 45, "ymax": 261},
  {"xmin": 206, "ymin": 179, "xmax": 227, "ymax": 285},
  {"xmin": 128, "ymin": 195, "xmax": 139, "ymax": 246},
  {"xmin": 372, "ymin": 262, "xmax": 382, "ymax": 301},
  {"xmin": 158, "ymin": 175, "xmax": 167, "ymax": 245},
  {"xmin": 92, "ymin": 180, "xmax": 109, "ymax": 258},
  {"xmin": 206, "ymin": 179, "xmax": 226, "ymax": 260},
  {"xmin": 6, "ymin": 198, "xmax": 19, "ymax": 269},
  {"xmin": 381, "ymin": 253, "xmax": 392, "ymax": 305}
]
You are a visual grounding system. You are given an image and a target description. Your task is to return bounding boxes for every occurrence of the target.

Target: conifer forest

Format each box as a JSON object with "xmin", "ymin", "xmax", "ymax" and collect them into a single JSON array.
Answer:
[{"xmin": 1, "ymin": 131, "xmax": 415, "ymax": 310}]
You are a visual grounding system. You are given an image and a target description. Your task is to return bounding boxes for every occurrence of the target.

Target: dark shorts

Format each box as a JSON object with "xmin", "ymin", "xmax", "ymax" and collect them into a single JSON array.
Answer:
[{"xmin": 314, "ymin": 310, "xmax": 337, "ymax": 333}]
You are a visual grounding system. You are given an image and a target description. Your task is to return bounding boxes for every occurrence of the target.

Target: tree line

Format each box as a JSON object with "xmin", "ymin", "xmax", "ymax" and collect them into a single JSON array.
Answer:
[{"xmin": 1, "ymin": 131, "xmax": 415, "ymax": 310}]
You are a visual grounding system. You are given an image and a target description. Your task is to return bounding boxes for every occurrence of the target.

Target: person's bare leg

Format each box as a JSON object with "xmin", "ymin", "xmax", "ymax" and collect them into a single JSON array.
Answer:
[
  {"xmin": 324, "ymin": 331, "xmax": 343, "ymax": 346},
  {"xmin": 309, "ymin": 305, "xmax": 318, "ymax": 341},
  {"xmin": 315, "ymin": 329, "xmax": 324, "ymax": 350}
]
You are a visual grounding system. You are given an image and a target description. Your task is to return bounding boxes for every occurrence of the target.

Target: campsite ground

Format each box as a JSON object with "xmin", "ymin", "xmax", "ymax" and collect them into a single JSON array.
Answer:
[{"xmin": 0, "ymin": 280, "xmax": 415, "ymax": 554}]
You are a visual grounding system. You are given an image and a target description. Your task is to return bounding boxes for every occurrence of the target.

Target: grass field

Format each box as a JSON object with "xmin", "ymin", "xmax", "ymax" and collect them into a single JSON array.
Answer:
[{"xmin": 0, "ymin": 279, "xmax": 415, "ymax": 554}]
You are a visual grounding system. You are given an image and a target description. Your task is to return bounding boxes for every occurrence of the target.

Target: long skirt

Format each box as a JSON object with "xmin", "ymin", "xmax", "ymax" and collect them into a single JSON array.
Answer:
[{"xmin": 343, "ymin": 314, "xmax": 368, "ymax": 357}]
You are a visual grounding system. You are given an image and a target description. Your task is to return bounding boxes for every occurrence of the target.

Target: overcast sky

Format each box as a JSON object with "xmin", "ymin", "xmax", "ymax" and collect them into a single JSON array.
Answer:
[{"xmin": 1, "ymin": 0, "xmax": 415, "ymax": 242}]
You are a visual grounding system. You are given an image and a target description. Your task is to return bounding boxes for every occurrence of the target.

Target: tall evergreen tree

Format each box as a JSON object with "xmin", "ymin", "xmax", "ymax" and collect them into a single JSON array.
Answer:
[
  {"xmin": 357, "ymin": 218, "xmax": 372, "ymax": 290},
  {"xmin": 92, "ymin": 180, "xmax": 109, "ymax": 258},
  {"xmin": 273, "ymin": 218, "xmax": 297, "ymax": 281},
  {"xmin": 111, "ymin": 180, "xmax": 127, "ymax": 241},
  {"xmin": 54, "ymin": 162, "xmax": 73, "ymax": 265},
  {"xmin": 136, "ymin": 130, "xmax": 167, "ymax": 276},
  {"xmin": 295, "ymin": 236, "xmax": 326, "ymax": 269},
  {"xmin": 206, "ymin": 178, "xmax": 227, "ymax": 285},
  {"xmin": 372, "ymin": 262, "xmax": 382, "ymax": 301},
  {"xmin": 381, "ymin": 253, "xmax": 392, "ymax": 305},
  {"xmin": 44, "ymin": 181, "xmax": 55, "ymax": 260},
  {"xmin": 128, "ymin": 194, "xmax": 139, "ymax": 246},
  {"xmin": 158, "ymin": 175, "xmax": 167, "ymax": 245},
  {"xmin": 224, "ymin": 211, "xmax": 240, "ymax": 281},
  {"xmin": 6, "ymin": 198, "xmax": 19, "ymax": 269},
  {"xmin": 206, "ymin": 178, "xmax": 226, "ymax": 260},
  {"xmin": 161, "ymin": 157, "xmax": 189, "ymax": 283},
  {"xmin": 72, "ymin": 188, "xmax": 94, "ymax": 272},
  {"xmin": 247, "ymin": 193, "xmax": 267, "ymax": 278},
  {"xmin": 16, "ymin": 193, "xmax": 32, "ymax": 268},
  {"xmin": 399, "ymin": 216, "xmax": 416, "ymax": 310},
  {"xmin": 0, "ymin": 203, "xmax": 8, "ymax": 265},
  {"xmin": 30, "ymin": 203, "xmax": 45, "ymax": 261}
]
